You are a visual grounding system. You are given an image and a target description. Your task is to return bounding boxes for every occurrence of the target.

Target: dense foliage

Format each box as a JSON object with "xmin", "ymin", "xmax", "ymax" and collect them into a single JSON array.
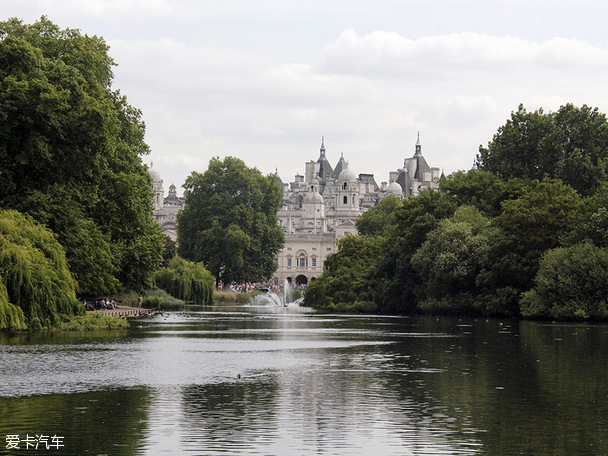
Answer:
[
  {"xmin": 178, "ymin": 156, "xmax": 284, "ymax": 285},
  {"xmin": 0, "ymin": 17, "xmax": 163, "ymax": 295},
  {"xmin": 304, "ymin": 235, "xmax": 381, "ymax": 312},
  {"xmin": 476, "ymin": 103, "xmax": 608, "ymax": 196},
  {"xmin": 154, "ymin": 257, "xmax": 215, "ymax": 305},
  {"xmin": 521, "ymin": 242, "xmax": 608, "ymax": 320},
  {"xmin": 304, "ymin": 103, "xmax": 608, "ymax": 320},
  {"xmin": 0, "ymin": 209, "xmax": 83, "ymax": 330}
]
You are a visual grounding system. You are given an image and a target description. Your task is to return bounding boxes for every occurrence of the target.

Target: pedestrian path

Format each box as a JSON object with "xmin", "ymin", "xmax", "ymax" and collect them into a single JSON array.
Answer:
[{"xmin": 91, "ymin": 306, "xmax": 160, "ymax": 318}]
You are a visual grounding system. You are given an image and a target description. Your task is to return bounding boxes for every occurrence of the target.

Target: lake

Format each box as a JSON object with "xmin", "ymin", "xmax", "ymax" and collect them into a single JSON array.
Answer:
[{"xmin": 1, "ymin": 303, "xmax": 607, "ymax": 455}]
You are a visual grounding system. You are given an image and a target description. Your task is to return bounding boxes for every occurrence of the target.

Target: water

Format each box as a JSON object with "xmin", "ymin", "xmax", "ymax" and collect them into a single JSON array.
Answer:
[
  {"xmin": 1, "ymin": 307, "xmax": 607, "ymax": 455},
  {"xmin": 249, "ymin": 280, "xmax": 303, "ymax": 307}
]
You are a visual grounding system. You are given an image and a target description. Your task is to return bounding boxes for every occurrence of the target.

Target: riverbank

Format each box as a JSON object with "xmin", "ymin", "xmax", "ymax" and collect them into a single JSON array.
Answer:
[
  {"xmin": 90, "ymin": 305, "xmax": 162, "ymax": 318},
  {"xmin": 55, "ymin": 306, "xmax": 162, "ymax": 331}
]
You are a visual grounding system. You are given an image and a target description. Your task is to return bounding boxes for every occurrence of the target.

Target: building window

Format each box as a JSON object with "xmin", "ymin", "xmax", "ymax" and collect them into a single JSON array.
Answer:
[
  {"xmin": 343, "ymin": 182, "xmax": 347, "ymax": 190},
  {"xmin": 312, "ymin": 258, "xmax": 317, "ymax": 267},
  {"xmin": 298, "ymin": 253, "xmax": 307, "ymax": 268},
  {"xmin": 327, "ymin": 247, "xmax": 332, "ymax": 251},
  {"xmin": 312, "ymin": 247, "xmax": 317, "ymax": 251},
  {"xmin": 343, "ymin": 196, "xmax": 348, "ymax": 204},
  {"xmin": 287, "ymin": 247, "xmax": 292, "ymax": 251},
  {"xmin": 287, "ymin": 258, "xmax": 292, "ymax": 267}
]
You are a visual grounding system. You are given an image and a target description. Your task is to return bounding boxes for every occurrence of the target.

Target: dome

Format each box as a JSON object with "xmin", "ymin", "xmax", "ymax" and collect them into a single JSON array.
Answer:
[
  {"xmin": 303, "ymin": 190, "xmax": 324, "ymax": 204},
  {"xmin": 386, "ymin": 181, "xmax": 403, "ymax": 195},
  {"xmin": 338, "ymin": 165, "xmax": 356, "ymax": 183},
  {"xmin": 148, "ymin": 167, "xmax": 162, "ymax": 184}
]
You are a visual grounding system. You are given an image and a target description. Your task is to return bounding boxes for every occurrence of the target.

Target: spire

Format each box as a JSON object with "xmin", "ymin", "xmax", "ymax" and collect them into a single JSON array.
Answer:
[
  {"xmin": 414, "ymin": 132, "xmax": 422, "ymax": 157},
  {"xmin": 316, "ymin": 136, "xmax": 333, "ymax": 179},
  {"xmin": 320, "ymin": 136, "xmax": 326, "ymax": 158}
]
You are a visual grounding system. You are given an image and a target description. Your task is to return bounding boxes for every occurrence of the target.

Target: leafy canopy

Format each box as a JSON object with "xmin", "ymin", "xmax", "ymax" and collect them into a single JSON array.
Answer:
[
  {"xmin": 0, "ymin": 17, "xmax": 163, "ymax": 294},
  {"xmin": 477, "ymin": 103, "xmax": 608, "ymax": 195},
  {"xmin": 0, "ymin": 209, "xmax": 83, "ymax": 330},
  {"xmin": 178, "ymin": 156, "xmax": 284, "ymax": 284}
]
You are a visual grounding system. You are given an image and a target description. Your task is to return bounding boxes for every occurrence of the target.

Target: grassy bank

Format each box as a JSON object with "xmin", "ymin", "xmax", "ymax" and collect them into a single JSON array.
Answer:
[{"xmin": 56, "ymin": 313, "xmax": 130, "ymax": 331}]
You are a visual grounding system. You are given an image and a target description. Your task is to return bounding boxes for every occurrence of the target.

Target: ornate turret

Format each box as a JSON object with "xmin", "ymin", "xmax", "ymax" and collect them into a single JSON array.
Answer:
[
  {"xmin": 414, "ymin": 131, "xmax": 422, "ymax": 157},
  {"xmin": 316, "ymin": 136, "xmax": 334, "ymax": 181}
]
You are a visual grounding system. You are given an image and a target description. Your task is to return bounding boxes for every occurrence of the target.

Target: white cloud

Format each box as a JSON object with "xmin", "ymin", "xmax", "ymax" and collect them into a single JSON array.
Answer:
[
  {"xmin": 317, "ymin": 30, "xmax": 608, "ymax": 78},
  {"xmin": 7, "ymin": 3, "xmax": 608, "ymax": 192},
  {"xmin": 106, "ymin": 28, "xmax": 608, "ymax": 192}
]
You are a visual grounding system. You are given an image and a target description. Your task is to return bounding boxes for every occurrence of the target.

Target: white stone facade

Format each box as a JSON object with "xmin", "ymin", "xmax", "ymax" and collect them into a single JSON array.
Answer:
[
  {"xmin": 148, "ymin": 165, "xmax": 184, "ymax": 242},
  {"xmin": 147, "ymin": 136, "xmax": 440, "ymax": 284},
  {"xmin": 273, "ymin": 135, "xmax": 441, "ymax": 286}
]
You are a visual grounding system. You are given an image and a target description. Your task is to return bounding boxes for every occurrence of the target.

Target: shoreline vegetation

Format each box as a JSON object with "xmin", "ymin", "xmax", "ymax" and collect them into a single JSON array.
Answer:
[
  {"xmin": 3, "ymin": 19, "xmax": 608, "ymax": 329},
  {"xmin": 303, "ymin": 105, "xmax": 608, "ymax": 321}
]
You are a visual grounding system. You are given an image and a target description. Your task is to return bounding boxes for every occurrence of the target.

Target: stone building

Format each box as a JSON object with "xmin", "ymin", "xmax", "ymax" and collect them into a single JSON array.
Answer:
[
  {"xmin": 148, "ymin": 164, "xmax": 184, "ymax": 242},
  {"xmin": 273, "ymin": 135, "xmax": 441, "ymax": 286}
]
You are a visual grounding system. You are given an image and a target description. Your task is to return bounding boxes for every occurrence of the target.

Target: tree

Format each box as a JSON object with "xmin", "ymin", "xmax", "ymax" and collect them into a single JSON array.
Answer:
[
  {"xmin": 477, "ymin": 104, "xmax": 560, "ymax": 181},
  {"xmin": 0, "ymin": 209, "xmax": 83, "ymax": 330},
  {"xmin": 376, "ymin": 189, "xmax": 457, "ymax": 313},
  {"xmin": 356, "ymin": 194, "xmax": 401, "ymax": 237},
  {"xmin": 411, "ymin": 206, "xmax": 490, "ymax": 314},
  {"xmin": 564, "ymin": 182, "xmax": 608, "ymax": 248},
  {"xmin": 440, "ymin": 170, "xmax": 532, "ymax": 217},
  {"xmin": 477, "ymin": 103, "xmax": 608, "ymax": 195},
  {"xmin": 477, "ymin": 179, "xmax": 581, "ymax": 315},
  {"xmin": 154, "ymin": 257, "xmax": 215, "ymax": 305},
  {"xmin": 0, "ymin": 17, "xmax": 163, "ymax": 294},
  {"xmin": 303, "ymin": 235, "xmax": 382, "ymax": 312},
  {"xmin": 178, "ymin": 156, "xmax": 284, "ymax": 284},
  {"xmin": 521, "ymin": 242, "xmax": 608, "ymax": 320}
]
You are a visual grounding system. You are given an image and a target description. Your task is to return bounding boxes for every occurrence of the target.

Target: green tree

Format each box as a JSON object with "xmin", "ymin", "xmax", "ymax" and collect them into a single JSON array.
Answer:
[
  {"xmin": 0, "ymin": 209, "xmax": 83, "ymax": 330},
  {"xmin": 440, "ymin": 170, "xmax": 532, "ymax": 217},
  {"xmin": 564, "ymin": 182, "xmax": 608, "ymax": 248},
  {"xmin": 477, "ymin": 179, "xmax": 581, "ymax": 315},
  {"xmin": 178, "ymin": 156, "xmax": 284, "ymax": 285},
  {"xmin": 377, "ymin": 189, "xmax": 457, "ymax": 313},
  {"xmin": 411, "ymin": 206, "xmax": 490, "ymax": 314},
  {"xmin": 521, "ymin": 242, "xmax": 608, "ymax": 320},
  {"xmin": 477, "ymin": 104, "xmax": 560, "ymax": 181},
  {"xmin": 154, "ymin": 257, "xmax": 215, "ymax": 305},
  {"xmin": 303, "ymin": 235, "xmax": 382, "ymax": 312},
  {"xmin": 477, "ymin": 103, "xmax": 608, "ymax": 195},
  {"xmin": 356, "ymin": 194, "xmax": 401, "ymax": 237},
  {"xmin": 0, "ymin": 17, "xmax": 163, "ymax": 294},
  {"xmin": 161, "ymin": 235, "xmax": 178, "ymax": 267}
]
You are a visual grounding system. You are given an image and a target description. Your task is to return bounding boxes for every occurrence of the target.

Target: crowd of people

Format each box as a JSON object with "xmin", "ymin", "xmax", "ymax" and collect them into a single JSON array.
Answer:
[
  {"xmin": 82, "ymin": 298, "xmax": 118, "ymax": 311},
  {"xmin": 216, "ymin": 282, "xmax": 308, "ymax": 293}
]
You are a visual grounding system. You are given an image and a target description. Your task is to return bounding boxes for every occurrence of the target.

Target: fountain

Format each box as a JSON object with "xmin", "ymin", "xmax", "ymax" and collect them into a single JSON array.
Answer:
[{"xmin": 250, "ymin": 279, "xmax": 303, "ymax": 307}]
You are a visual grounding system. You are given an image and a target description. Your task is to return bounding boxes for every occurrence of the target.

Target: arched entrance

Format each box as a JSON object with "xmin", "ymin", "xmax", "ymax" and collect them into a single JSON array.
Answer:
[{"xmin": 295, "ymin": 275, "xmax": 308, "ymax": 286}]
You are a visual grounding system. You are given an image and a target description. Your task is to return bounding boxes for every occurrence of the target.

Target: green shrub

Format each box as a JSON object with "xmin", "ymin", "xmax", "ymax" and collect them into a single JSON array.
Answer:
[
  {"xmin": 0, "ymin": 210, "xmax": 83, "ymax": 330},
  {"xmin": 143, "ymin": 288, "xmax": 184, "ymax": 310},
  {"xmin": 521, "ymin": 242, "xmax": 608, "ymax": 320},
  {"xmin": 56, "ymin": 313, "xmax": 129, "ymax": 331},
  {"xmin": 154, "ymin": 257, "xmax": 215, "ymax": 304}
]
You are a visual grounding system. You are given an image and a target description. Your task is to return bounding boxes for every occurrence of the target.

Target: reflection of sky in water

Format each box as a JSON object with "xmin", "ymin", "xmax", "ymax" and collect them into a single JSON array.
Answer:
[{"xmin": 3, "ymin": 309, "xmax": 608, "ymax": 455}]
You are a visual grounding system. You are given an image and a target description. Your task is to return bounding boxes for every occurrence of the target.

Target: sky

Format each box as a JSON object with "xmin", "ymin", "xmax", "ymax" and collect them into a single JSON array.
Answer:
[{"xmin": 5, "ymin": 0, "xmax": 608, "ymax": 193}]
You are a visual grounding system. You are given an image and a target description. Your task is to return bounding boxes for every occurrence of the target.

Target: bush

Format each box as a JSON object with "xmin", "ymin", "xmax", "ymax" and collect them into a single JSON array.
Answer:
[
  {"xmin": 143, "ymin": 288, "xmax": 184, "ymax": 310},
  {"xmin": 57, "ymin": 313, "xmax": 129, "ymax": 331},
  {"xmin": 154, "ymin": 257, "xmax": 214, "ymax": 304},
  {"xmin": 520, "ymin": 242, "xmax": 608, "ymax": 320}
]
